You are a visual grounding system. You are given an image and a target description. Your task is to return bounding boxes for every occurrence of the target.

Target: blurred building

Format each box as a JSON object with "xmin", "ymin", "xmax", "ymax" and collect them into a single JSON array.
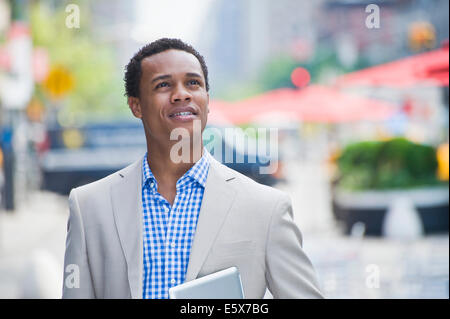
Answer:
[
  {"xmin": 321, "ymin": 0, "xmax": 450, "ymax": 65},
  {"xmin": 198, "ymin": 0, "xmax": 449, "ymax": 94},
  {"xmin": 197, "ymin": 0, "xmax": 324, "ymax": 91},
  {"xmin": 89, "ymin": 0, "xmax": 140, "ymax": 70}
]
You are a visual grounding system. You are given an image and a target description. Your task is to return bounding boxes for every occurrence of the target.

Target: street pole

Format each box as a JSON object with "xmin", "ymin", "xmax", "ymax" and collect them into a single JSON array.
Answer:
[
  {"xmin": 0, "ymin": 0, "xmax": 32, "ymax": 212},
  {"xmin": 1, "ymin": 122, "xmax": 14, "ymax": 210}
]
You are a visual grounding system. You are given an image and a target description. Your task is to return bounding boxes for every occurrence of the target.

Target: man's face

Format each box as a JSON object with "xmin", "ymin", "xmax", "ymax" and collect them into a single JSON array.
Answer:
[{"xmin": 128, "ymin": 49, "xmax": 209, "ymax": 143}]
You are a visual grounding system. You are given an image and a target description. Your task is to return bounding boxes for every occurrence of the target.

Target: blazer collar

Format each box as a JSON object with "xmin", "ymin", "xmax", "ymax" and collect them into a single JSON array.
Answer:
[
  {"xmin": 111, "ymin": 154, "xmax": 237, "ymax": 298},
  {"xmin": 185, "ymin": 156, "xmax": 237, "ymax": 281}
]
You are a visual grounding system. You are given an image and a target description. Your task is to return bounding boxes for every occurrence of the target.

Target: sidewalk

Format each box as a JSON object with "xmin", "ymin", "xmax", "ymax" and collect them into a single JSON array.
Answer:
[{"xmin": 0, "ymin": 191, "xmax": 68, "ymax": 298}]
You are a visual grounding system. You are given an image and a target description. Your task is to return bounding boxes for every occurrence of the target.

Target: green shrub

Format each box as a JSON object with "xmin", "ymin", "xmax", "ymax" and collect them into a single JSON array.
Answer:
[{"xmin": 336, "ymin": 138, "xmax": 445, "ymax": 191}]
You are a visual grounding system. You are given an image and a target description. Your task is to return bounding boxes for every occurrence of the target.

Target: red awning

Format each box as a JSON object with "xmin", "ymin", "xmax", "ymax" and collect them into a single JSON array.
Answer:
[
  {"xmin": 209, "ymin": 85, "xmax": 396, "ymax": 125},
  {"xmin": 336, "ymin": 46, "xmax": 449, "ymax": 88}
]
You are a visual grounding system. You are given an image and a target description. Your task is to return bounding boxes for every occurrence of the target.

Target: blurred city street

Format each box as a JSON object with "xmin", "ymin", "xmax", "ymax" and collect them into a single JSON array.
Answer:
[
  {"xmin": 0, "ymin": 159, "xmax": 448, "ymax": 299},
  {"xmin": 1, "ymin": 0, "xmax": 449, "ymax": 300}
]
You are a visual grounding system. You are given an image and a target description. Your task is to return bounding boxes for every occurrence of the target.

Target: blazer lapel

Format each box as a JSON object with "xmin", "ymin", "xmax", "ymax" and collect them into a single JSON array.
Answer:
[
  {"xmin": 111, "ymin": 157, "xmax": 144, "ymax": 299},
  {"xmin": 185, "ymin": 158, "xmax": 237, "ymax": 281}
]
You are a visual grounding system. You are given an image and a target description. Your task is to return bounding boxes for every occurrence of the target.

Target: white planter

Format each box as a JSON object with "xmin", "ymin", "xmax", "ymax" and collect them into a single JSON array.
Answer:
[
  {"xmin": 334, "ymin": 186, "xmax": 449, "ymax": 209},
  {"xmin": 332, "ymin": 185, "xmax": 449, "ymax": 236}
]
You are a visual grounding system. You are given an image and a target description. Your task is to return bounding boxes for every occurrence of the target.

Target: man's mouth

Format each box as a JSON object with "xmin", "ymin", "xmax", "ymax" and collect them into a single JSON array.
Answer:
[{"xmin": 169, "ymin": 111, "xmax": 197, "ymax": 118}]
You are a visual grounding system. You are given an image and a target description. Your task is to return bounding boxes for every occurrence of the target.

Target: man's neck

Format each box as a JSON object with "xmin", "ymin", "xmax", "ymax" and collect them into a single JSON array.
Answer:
[{"xmin": 146, "ymin": 139, "xmax": 204, "ymax": 187}]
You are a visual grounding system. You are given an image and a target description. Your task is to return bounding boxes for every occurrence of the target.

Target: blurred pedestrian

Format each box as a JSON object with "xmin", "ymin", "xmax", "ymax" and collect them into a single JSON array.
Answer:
[{"xmin": 62, "ymin": 38, "xmax": 323, "ymax": 299}]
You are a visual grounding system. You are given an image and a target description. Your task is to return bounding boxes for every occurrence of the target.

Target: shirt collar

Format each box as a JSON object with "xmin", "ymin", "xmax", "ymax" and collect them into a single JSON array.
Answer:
[{"xmin": 142, "ymin": 147, "xmax": 211, "ymax": 192}]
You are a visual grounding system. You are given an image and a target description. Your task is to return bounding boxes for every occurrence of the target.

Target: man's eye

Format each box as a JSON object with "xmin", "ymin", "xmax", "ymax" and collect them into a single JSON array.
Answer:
[
  {"xmin": 155, "ymin": 82, "xmax": 169, "ymax": 89},
  {"xmin": 188, "ymin": 79, "xmax": 200, "ymax": 86}
]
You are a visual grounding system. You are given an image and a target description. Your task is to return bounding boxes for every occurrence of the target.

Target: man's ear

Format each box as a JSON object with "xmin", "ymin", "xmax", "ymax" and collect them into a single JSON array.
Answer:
[
  {"xmin": 128, "ymin": 97, "xmax": 142, "ymax": 119},
  {"xmin": 207, "ymin": 92, "xmax": 210, "ymax": 113}
]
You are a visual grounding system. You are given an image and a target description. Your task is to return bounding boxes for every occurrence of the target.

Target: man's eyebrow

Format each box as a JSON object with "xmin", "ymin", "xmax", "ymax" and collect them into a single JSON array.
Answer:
[
  {"xmin": 151, "ymin": 74, "xmax": 171, "ymax": 83},
  {"xmin": 151, "ymin": 73, "xmax": 202, "ymax": 83},
  {"xmin": 185, "ymin": 72, "xmax": 203, "ymax": 78}
]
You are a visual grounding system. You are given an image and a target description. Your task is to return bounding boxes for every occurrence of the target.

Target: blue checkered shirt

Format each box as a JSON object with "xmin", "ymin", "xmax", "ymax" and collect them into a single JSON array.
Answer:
[{"xmin": 142, "ymin": 149, "xmax": 210, "ymax": 299}]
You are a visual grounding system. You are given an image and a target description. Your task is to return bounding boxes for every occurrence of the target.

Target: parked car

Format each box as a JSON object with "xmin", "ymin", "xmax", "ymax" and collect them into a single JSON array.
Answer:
[{"xmin": 38, "ymin": 121, "xmax": 282, "ymax": 194}]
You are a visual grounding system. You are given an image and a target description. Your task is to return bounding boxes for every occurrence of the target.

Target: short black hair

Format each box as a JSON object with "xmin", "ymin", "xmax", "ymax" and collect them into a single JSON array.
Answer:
[{"xmin": 124, "ymin": 38, "xmax": 209, "ymax": 98}]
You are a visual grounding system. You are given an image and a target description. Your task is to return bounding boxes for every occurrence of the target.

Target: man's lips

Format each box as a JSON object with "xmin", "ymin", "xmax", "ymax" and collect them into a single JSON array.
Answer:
[{"xmin": 168, "ymin": 113, "xmax": 198, "ymax": 123}]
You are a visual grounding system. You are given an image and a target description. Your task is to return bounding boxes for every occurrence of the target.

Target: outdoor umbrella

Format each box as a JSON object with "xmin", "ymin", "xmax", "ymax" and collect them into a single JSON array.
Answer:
[
  {"xmin": 209, "ymin": 85, "xmax": 396, "ymax": 124},
  {"xmin": 336, "ymin": 46, "xmax": 449, "ymax": 88}
]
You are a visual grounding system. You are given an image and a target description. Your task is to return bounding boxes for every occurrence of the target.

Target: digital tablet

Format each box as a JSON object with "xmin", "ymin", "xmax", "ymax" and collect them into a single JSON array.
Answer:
[{"xmin": 169, "ymin": 267, "xmax": 244, "ymax": 299}]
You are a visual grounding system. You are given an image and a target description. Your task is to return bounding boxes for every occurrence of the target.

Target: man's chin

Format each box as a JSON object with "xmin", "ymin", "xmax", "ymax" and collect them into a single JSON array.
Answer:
[{"xmin": 168, "ymin": 118, "xmax": 204, "ymax": 135}]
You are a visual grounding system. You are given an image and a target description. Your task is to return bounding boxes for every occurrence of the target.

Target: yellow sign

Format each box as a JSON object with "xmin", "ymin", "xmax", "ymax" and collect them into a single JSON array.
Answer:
[
  {"xmin": 437, "ymin": 143, "xmax": 449, "ymax": 181},
  {"xmin": 43, "ymin": 65, "xmax": 75, "ymax": 100}
]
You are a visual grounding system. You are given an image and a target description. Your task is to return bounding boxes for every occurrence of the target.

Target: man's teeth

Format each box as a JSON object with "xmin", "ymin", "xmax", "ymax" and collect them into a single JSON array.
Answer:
[{"xmin": 172, "ymin": 112, "xmax": 194, "ymax": 117}]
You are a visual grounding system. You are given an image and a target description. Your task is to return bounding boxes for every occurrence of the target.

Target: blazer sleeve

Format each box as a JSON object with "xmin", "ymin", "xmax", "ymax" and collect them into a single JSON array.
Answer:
[
  {"xmin": 265, "ymin": 193, "xmax": 324, "ymax": 299},
  {"xmin": 62, "ymin": 188, "xmax": 96, "ymax": 298}
]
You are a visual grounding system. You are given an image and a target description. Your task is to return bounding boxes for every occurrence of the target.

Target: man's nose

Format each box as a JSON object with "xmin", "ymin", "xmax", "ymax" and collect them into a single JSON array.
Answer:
[{"xmin": 171, "ymin": 83, "xmax": 192, "ymax": 103}]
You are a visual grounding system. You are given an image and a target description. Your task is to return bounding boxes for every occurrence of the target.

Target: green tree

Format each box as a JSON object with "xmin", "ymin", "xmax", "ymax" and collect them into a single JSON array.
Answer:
[{"xmin": 30, "ymin": 0, "xmax": 128, "ymax": 125}]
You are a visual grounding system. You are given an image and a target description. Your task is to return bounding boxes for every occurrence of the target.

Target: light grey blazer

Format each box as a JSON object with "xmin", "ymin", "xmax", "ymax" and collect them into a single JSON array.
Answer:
[{"xmin": 62, "ymin": 154, "xmax": 324, "ymax": 299}]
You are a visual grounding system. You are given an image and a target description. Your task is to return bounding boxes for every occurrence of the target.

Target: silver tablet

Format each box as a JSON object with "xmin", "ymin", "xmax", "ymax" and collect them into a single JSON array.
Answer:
[{"xmin": 169, "ymin": 267, "xmax": 244, "ymax": 299}]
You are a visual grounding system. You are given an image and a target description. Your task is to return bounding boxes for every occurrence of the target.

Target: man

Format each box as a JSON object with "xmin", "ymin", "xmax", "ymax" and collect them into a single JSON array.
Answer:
[{"xmin": 62, "ymin": 38, "xmax": 323, "ymax": 299}]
